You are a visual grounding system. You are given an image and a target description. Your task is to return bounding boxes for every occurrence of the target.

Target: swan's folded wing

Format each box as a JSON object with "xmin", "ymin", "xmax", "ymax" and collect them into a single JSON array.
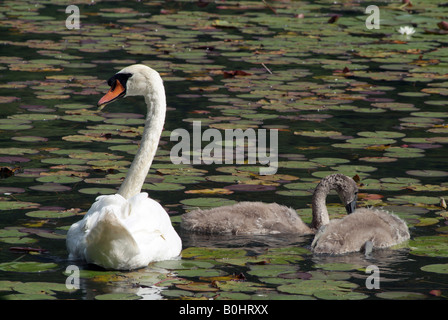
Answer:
[
  {"xmin": 126, "ymin": 193, "xmax": 174, "ymax": 233},
  {"xmin": 85, "ymin": 210, "xmax": 140, "ymax": 270}
]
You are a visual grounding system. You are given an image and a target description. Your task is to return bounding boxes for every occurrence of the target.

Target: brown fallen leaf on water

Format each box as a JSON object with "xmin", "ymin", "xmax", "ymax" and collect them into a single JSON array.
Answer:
[
  {"xmin": 429, "ymin": 289, "xmax": 442, "ymax": 297},
  {"xmin": 196, "ymin": 0, "xmax": 210, "ymax": 8},
  {"xmin": 189, "ymin": 110, "xmax": 211, "ymax": 114},
  {"xmin": 9, "ymin": 247, "xmax": 48, "ymax": 254},
  {"xmin": 185, "ymin": 188, "xmax": 233, "ymax": 195},
  {"xmin": 437, "ymin": 21, "xmax": 448, "ymax": 30},
  {"xmin": 358, "ymin": 193, "xmax": 383, "ymax": 200},
  {"xmin": 202, "ymin": 273, "xmax": 246, "ymax": 283},
  {"xmin": 223, "ymin": 70, "xmax": 252, "ymax": 78},
  {"xmin": 365, "ymin": 144, "xmax": 391, "ymax": 151},
  {"xmin": 0, "ymin": 166, "xmax": 21, "ymax": 178},
  {"xmin": 328, "ymin": 15, "xmax": 340, "ymax": 24}
]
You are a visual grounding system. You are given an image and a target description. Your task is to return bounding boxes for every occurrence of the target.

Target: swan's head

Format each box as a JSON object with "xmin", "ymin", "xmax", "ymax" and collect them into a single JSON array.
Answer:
[
  {"xmin": 321, "ymin": 174, "xmax": 358, "ymax": 214},
  {"xmin": 97, "ymin": 64, "xmax": 163, "ymax": 108}
]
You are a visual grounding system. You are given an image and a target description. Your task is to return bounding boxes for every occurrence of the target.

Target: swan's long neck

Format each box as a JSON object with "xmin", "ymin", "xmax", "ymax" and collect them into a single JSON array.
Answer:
[
  {"xmin": 311, "ymin": 181, "xmax": 331, "ymax": 229},
  {"xmin": 117, "ymin": 81, "xmax": 166, "ymax": 200}
]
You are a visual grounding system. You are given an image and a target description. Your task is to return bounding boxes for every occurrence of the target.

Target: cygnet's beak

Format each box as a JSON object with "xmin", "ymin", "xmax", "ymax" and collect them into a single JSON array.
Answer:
[
  {"xmin": 97, "ymin": 79, "xmax": 126, "ymax": 110},
  {"xmin": 345, "ymin": 199, "xmax": 357, "ymax": 214}
]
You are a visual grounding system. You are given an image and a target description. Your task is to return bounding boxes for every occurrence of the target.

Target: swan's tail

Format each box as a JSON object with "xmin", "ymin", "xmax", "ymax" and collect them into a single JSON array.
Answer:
[{"xmin": 85, "ymin": 209, "xmax": 140, "ymax": 270}]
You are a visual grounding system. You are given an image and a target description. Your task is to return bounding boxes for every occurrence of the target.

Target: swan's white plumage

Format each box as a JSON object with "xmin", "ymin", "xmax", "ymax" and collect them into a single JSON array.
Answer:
[
  {"xmin": 66, "ymin": 65, "xmax": 181, "ymax": 270},
  {"xmin": 67, "ymin": 193, "xmax": 181, "ymax": 270}
]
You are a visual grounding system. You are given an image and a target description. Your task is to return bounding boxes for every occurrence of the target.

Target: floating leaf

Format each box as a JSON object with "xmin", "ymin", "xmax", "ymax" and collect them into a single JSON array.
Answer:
[
  {"xmin": 153, "ymin": 260, "xmax": 215, "ymax": 270},
  {"xmin": 294, "ymin": 130, "xmax": 342, "ymax": 138},
  {"xmin": 314, "ymin": 263, "xmax": 362, "ymax": 271},
  {"xmin": 420, "ymin": 263, "xmax": 448, "ymax": 274},
  {"xmin": 388, "ymin": 195, "xmax": 440, "ymax": 205},
  {"xmin": 78, "ymin": 188, "xmax": 116, "ymax": 195},
  {"xmin": 144, "ymin": 182, "xmax": 185, "ymax": 191},
  {"xmin": 182, "ymin": 247, "xmax": 246, "ymax": 260},
  {"xmin": 176, "ymin": 281, "xmax": 219, "ymax": 292},
  {"xmin": 409, "ymin": 236, "xmax": 448, "ymax": 258},
  {"xmin": 214, "ymin": 280, "xmax": 265, "ymax": 292},
  {"xmin": 184, "ymin": 188, "xmax": 233, "ymax": 195},
  {"xmin": 11, "ymin": 281, "xmax": 72, "ymax": 295},
  {"xmin": 375, "ymin": 291, "xmax": 426, "ymax": 300},
  {"xmin": 180, "ymin": 197, "xmax": 237, "ymax": 209},
  {"xmin": 35, "ymin": 175, "xmax": 83, "ymax": 184},
  {"xmin": 25, "ymin": 209, "xmax": 81, "ymax": 219},
  {"xmin": 0, "ymin": 200, "xmax": 40, "ymax": 210},
  {"xmin": 176, "ymin": 268, "xmax": 224, "ymax": 278},
  {"xmin": 95, "ymin": 293, "xmax": 141, "ymax": 300},
  {"xmin": 406, "ymin": 170, "xmax": 448, "ymax": 177},
  {"xmin": 0, "ymin": 262, "xmax": 58, "ymax": 272},
  {"xmin": 248, "ymin": 264, "xmax": 296, "ymax": 278},
  {"xmin": 29, "ymin": 183, "xmax": 72, "ymax": 192},
  {"xmin": 278, "ymin": 279, "xmax": 359, "ymax": 298}
]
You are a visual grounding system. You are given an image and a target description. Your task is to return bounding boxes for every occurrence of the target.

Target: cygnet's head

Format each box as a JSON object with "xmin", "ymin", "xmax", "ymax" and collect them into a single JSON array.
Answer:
[
  {"xmin": 97, "ymin": 64, "xmax": 162, "ymax": 108},
  {"xmin": 319, "ymin": 173, "xmax": 358, "ymax": 214}
]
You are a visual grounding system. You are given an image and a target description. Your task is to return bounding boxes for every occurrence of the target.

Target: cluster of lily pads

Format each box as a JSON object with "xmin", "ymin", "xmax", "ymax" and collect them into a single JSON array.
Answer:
[{"xmin": 0, "ymin": 0, "xmax": 447, "ymax": 300}]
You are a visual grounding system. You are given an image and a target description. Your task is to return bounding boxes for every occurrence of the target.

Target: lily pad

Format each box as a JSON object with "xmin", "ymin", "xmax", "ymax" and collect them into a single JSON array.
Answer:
[
  {"xmin": 153, "ymin": 260, "xmax": 215, "ymax": 270},
  {"xmin": 248, "ymin": 264, "xmax": 296, "ymax": 278},
  {"xmin": 182, "ymin": 247, "xmax": 246, "ymax": 260},
  {"xmin": 278, "ymin": 279, "xmax": 359, "ymax": 298},
  {"xmin": 0, "ymin": 262, "xmax": 58, "ymax": 272},
  {"xmin": 29, "ymin": 183, "xmax": 72, "ymax": 192},
  {"xmin": 176, "ymin": 281, "xmax": 219, "ymax": 292},
  {"xmin": 95, "ymin": 293, "xmax": 141, "ymax": 300},
  {"xmin": 25, "ymin": 209, "xmax": 80, "ymax": 219},
  {"xmin": 314, "ymin": 263, "xmax": 362, "ymax": 271},
  {"xmin": 176, "ymin": 269, "xmax": 224, "ymax": 278},
  {"xmin": 35, "ymin": 175, "xmax": 83, "ymax": 184},
  {"xmin": 409, "ymin": 236, "xmax": 448, "ymax": 258},
  {"xmin": 180, "ymin": 197, "xmax": 237, "ymax": 209},
  {"xmin": 214, "ymin": 280, "xmax": 266, "ymax": 292},
  {"xmin": 0, "ymin": 200, "xmax": 40, "ymax": 210},
  {"xmin": 11, "ymin": 281, "xmax": 72, "ymax": 295},
  {"xmin": 143, "ymin": 182, "xmax": 185, "ymax": 191},
  {"xmin": 420, "ymin": 263, "xmax": 448, "ymax": 274},
  {"xmin": 375, "ymin": 291, "xmax": 426, "ymax": 300},
  {"xmin": 78, "ymin": 188, "xmax": 116, "ymax": 195},
  {"xmin": 406, "ymin": 170, "xmax": 448, "ymax": 177},
  {"xmin": 2, "ymin": 293, "xmax": 56, "ymax": 300}
]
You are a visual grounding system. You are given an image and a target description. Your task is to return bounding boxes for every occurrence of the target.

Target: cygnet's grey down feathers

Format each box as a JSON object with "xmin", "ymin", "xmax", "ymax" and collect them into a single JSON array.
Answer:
[
  {"xmin": 311, "ymin": 207, "xmax": 410, "ymax": 255},
  {"xmin": 181, "ymin": 173, "xmax": 358, "ymax": 236},
  {"xmin": 181, "ymin": 201, "xmax": 312, "ymax": 235}
]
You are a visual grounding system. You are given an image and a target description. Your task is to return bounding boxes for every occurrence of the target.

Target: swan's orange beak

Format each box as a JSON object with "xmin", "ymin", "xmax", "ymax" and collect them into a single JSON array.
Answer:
[{"xmin": 97, "ymin": 79, "xmax": 126, "ymax": 109}]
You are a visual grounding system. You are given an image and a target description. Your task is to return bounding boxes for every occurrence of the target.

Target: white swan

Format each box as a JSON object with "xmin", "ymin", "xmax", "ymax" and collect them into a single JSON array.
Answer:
[
  {"xmin": 312, "ymin": 198, "xmax": 410, "ymax": 255},
  {"xmin": 66, "ymin": 64, "xmax": 182, "ymax": 270},
  {"xmin": 181, "ymin": 174, "xmax": 358, "ymax": 235}
]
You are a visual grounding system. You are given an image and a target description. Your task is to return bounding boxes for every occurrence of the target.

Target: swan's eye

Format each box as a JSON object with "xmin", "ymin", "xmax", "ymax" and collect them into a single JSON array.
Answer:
[{"xmin": 106, "ymin": 73, "xmax": 132, "ymax": 91}]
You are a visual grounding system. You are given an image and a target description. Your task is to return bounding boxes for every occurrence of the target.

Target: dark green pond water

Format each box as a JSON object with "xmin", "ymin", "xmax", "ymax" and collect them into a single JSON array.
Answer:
[{"xmin": 0, "ymin": 0, "xmax": 447, "ymax": 300}]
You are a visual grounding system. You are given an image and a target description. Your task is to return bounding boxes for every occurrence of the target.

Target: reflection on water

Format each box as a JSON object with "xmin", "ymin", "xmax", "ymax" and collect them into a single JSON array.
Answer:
[
  {"xmin": 74, "ymin": 264, "xmax": 174, "ymax": 300},
  {"xmin": 180, "ymin": 230, "xmax": 311, "ymax": 251},
  {"xmin": 312, "ymin": 247, "xmax": 413, "ymax": 284}
]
